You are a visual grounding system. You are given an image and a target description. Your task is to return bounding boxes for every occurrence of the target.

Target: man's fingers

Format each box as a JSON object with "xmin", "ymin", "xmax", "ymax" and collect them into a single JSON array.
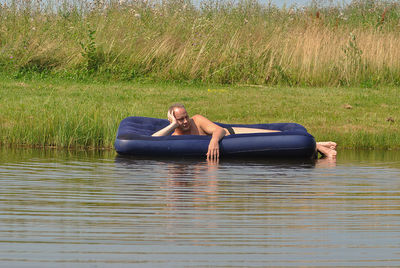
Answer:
[
  {"xmin": 207, "ymin": 148, "xmax": 219, "ymax": 160},
  {"xmin": 167, "ymin": 111, "xmax": 174, "ymax": 122}
]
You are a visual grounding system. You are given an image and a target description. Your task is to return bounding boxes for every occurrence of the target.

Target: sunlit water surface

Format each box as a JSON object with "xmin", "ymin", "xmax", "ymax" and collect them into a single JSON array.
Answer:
[{"xmin": 0, "ymin": 148, "xmax": 400, "ymax": 267}]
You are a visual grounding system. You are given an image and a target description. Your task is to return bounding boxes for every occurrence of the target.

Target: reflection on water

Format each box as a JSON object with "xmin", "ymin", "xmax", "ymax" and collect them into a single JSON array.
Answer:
[{"xmin": 0, "ymin": 148, "xmax": 400, "ymax": 267}]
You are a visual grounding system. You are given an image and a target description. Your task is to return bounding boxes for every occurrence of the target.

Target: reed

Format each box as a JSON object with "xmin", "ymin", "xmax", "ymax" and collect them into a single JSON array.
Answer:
[
  {"xmin": 0, "ymin": 76, "xmax": 398, "ymax": 149},
  {"xmin": 1, "ymin": 0, "xmax": 400, "ymax": 86}
]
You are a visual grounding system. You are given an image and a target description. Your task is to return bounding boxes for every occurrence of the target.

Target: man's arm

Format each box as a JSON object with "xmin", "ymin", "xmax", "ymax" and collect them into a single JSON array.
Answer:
[
  {"xmin": 152, "ymin": 110, "xmax": 178, "ymax": 136},
  {"xmin": 152, "ymin": 122, "xmax": 178, "ymax": 136},
  {"xmin": 193, "ymin": 115, "xmax": 226, "ymax": 160}
]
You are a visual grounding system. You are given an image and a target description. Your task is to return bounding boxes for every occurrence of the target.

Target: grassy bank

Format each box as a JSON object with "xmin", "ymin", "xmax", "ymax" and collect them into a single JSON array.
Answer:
[
  {"xmin": 0, "ymin": 76, "xmax": 398, "ymax": 149},
  {"xmin": 1, "ymin": 0, "xmax": 400, "ymax": 86}
]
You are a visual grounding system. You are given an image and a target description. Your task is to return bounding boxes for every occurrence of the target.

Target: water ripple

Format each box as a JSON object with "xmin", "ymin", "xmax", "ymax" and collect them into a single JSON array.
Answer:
[{"xmin": 0, "ymin": 149, "xmax": 400, "ymax": 266}]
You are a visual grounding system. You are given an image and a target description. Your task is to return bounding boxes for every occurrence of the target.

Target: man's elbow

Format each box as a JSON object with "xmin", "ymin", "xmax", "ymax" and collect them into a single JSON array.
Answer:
[{"xmin": 216, "ymin": 127, "xmax": 226, "ymax": 139}]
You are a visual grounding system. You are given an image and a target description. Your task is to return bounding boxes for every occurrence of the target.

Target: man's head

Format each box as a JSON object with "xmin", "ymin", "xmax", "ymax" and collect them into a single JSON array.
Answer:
[{"xmin": 168, "ymin": 103, "xmax": 191, "ymax": 131}]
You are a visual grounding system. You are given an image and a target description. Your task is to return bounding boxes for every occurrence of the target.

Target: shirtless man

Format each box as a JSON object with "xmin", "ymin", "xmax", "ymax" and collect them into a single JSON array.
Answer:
[{"xmin": 152, "ymin": 103, "xmax": 337, "ymax": 160}]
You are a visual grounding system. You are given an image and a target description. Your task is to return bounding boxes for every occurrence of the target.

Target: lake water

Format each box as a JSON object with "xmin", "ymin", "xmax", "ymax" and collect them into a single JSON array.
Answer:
[{"xmin": 1, "ymin": 148, "xmax": 400, "ymax": 267}]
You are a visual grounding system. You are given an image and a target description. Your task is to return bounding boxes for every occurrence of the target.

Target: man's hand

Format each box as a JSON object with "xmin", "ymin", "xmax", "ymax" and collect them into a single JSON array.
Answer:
[
  {"xmin": 207, "ymin": 139, "xmax": 220, "ymax": 161},
  {"xmin": 167, "ymin": 110, "xmax": 177, "ymax": 126}
]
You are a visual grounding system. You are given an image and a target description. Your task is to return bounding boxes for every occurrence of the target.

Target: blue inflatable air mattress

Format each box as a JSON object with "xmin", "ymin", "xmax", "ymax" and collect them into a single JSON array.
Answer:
[{"xmin": 114, "ymin": 117, "xmax": 316, "ymax": 158}]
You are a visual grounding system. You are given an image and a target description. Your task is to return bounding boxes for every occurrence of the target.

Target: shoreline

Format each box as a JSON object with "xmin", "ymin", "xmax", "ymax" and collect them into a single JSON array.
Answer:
[{"xmin": 0, "ymin": 76, "xmax": 398, "ymax": 150}]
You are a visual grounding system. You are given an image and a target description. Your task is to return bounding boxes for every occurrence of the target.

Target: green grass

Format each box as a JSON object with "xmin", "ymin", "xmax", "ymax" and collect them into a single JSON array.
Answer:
[
  {"xmin": 1, "ymin": 0, "xmax": 400, "ymax": 86},
  {"xmin": 0, "ymin": 75, "xmax": 398, "ymax": 149}
]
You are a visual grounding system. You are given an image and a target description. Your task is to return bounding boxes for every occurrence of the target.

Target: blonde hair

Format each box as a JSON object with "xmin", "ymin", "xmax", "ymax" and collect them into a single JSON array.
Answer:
[{"xmin": 168, "ymin": 103, "xmax": 186, "ymax": 114}]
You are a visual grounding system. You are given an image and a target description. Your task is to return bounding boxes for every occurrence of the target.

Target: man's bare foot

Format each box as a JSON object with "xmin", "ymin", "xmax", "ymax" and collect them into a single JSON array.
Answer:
[
  {"xmin": 316, "ymin": 144, "xmax": 337, "ymax": 159},
  {"xmin": 317, "ymin": 141, "xmax": 337, "ymax": 150},
  {"xmin": 325, "ymin": 148, "xmax": 337, "ymax": 159}
]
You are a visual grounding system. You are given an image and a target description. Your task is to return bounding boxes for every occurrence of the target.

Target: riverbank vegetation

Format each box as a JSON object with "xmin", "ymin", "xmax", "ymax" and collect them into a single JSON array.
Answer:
[
  {"xmin": 0, "ymin": 76, "xmax": 398, "ymax": 149},
  {"xmin": 1, "ymin": 0, "xmax": 399, "ymax": 150},
  {"xmin": 1, "ymin": 0, "xmax": 400, "ymax": 86}
]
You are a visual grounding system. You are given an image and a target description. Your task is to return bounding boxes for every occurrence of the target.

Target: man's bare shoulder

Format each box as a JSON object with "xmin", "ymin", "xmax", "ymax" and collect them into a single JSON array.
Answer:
[
  {"xmin": 192, "ymin": 114, "xmax": 209, "ymax": 121},
  {"xmin": 192, "ymin": 114, "xmax": 204, "ymax": 118},
  {"xmin": 192, "ymin": 114, "xmax": 213, "ymax": 126}
]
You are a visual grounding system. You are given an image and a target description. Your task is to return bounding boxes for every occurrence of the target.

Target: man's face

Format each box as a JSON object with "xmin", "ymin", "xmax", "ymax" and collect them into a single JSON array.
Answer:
[{"xmin": 173, "ymin": 107, "xmax": 190, "ymax": 131}]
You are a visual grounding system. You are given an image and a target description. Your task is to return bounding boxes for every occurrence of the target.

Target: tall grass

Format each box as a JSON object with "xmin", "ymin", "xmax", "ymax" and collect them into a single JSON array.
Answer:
[{"xmin": 1, "ymin": 0, "xmax": 400, "ymax": 86}]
